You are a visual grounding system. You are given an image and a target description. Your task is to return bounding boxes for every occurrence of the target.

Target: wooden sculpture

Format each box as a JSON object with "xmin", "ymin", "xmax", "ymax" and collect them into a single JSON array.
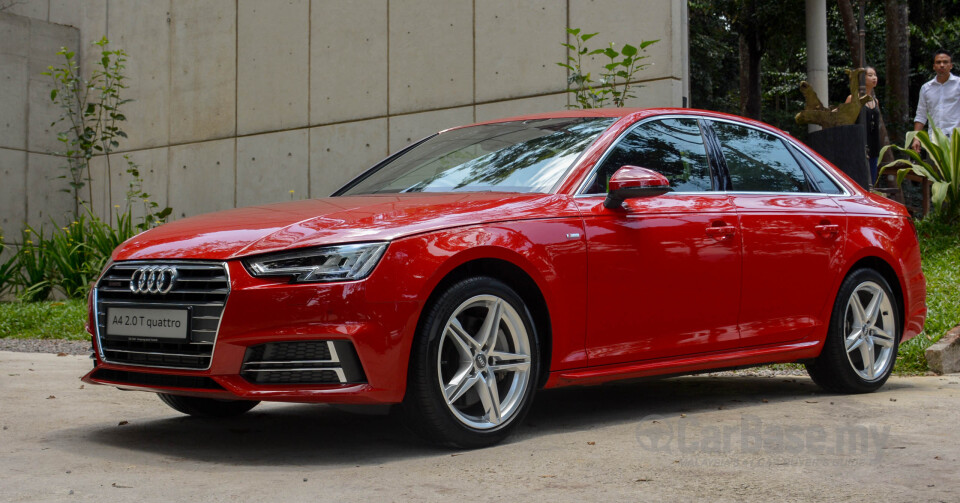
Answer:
[{"xmin": 795, "ymin": 68, "xmax": 871, "ymax": 128}]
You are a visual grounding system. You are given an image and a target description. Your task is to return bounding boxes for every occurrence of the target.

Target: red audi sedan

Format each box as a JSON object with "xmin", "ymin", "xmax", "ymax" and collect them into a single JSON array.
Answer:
[{"xmin": 83, "ymin": 108, "xmax": 926, "ymax": 448}]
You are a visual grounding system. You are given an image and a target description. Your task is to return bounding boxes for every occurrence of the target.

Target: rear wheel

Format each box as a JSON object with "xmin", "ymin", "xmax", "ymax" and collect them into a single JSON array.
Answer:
[
  {"xmin": 806, "ymin": 268, "xmax": 900, "ymax": 393},
  {"xmin": 402, "ymin": 277, "xmax": 539, "ymax": 448},
  {"xmin": 157, "ymin": 393, "xmax": 259, "ymax": 418}
]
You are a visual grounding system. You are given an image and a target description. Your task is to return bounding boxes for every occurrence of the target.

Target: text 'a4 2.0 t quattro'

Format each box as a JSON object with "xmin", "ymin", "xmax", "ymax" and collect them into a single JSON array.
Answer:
[{"xmin": 83, "ymin": 108, "xmax": 926, "ymax": 448}]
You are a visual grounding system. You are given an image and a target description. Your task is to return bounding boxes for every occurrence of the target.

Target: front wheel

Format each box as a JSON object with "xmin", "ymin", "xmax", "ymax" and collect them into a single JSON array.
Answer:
[
  {"xmin": 806, "ymin": 268, "xmax": 900, "ymax": 393},
  {"xmin": 402, "ymin": 277, "xmax": 540, "ymax": 448},
  {"xmin": 158, "ymin": 393, "xmax": 259, "ymax": 418}
]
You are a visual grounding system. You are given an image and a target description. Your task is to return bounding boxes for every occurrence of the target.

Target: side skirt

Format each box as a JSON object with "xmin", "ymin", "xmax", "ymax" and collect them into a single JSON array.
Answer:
[{"xmin": 544, "ymin": 340, "xmax": 822, "ymax": 388}]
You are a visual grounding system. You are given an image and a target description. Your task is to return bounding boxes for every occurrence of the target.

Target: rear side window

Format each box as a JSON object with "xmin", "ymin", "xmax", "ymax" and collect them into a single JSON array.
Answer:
[
  {"xmin": 792, "ymin": 146, "xmax": 843, "ymax": 194},
  {"xmin": 713, "ymin": 122, "xmax": 811, "ymax": 193},
  {"xmin": 586, "ymin": 118, "xmax": 712, "ymax": 193}
]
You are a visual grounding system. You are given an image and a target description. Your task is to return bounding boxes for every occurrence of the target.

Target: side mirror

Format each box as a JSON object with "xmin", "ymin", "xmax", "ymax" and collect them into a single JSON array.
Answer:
[{"xmin": 603, "ymin": 165, "xmax": 673, "ymax": 209}]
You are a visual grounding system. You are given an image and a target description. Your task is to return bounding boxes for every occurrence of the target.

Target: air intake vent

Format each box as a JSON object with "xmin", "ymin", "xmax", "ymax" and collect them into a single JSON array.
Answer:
[
  {"xmin": 241, "ymin": 340, "xmax": 366, "ymax": 384},
  {"xmin": 94, "ymin": 261, "xmax": 229, "ymax": 370}
]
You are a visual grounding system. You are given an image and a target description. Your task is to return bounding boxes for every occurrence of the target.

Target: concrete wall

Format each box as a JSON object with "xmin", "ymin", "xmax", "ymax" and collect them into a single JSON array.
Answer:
[
  {"xmin": 0, "ymin": 11, "xmax": 79, "ymax": 239},
  {"xmin": 1, "ymin": 0, "xmax": 689, "ymax": 245}
]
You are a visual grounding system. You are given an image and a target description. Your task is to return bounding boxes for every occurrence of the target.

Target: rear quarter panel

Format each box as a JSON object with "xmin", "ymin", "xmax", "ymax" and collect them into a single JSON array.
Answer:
[{"xmin": 836, "ymin": 194, "xmax": 926, "ymax": 342}]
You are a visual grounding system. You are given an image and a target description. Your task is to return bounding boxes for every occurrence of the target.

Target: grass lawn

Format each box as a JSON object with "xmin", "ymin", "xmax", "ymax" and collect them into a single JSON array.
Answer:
[
  {"xmin": 895, "ymin": 219, "xmax": 960, "ymax": 374},
  {"xmin": 0, "ymin": 221, "xmax": 957, "ymax": 373},
  {"xmin": 0, "ymin": 298, "xmax": 88, "ymax": 341}
]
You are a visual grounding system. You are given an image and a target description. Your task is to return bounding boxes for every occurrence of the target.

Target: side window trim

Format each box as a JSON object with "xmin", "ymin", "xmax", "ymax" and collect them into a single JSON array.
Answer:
[{"xmin": 574, "ymin": 115, "xmax": 717, "ymax": 196}]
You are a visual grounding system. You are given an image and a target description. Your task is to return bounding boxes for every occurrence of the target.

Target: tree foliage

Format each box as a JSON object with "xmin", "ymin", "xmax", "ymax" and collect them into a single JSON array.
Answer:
[{"xmin": 691, "ymin": 1, "xmax": 892, "ymax": 140}]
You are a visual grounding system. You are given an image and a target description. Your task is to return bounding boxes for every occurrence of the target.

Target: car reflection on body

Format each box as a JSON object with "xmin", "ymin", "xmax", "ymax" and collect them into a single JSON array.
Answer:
[{"xmin": 83, "ymin": 108, "xmax": 926, "ymax": 448}]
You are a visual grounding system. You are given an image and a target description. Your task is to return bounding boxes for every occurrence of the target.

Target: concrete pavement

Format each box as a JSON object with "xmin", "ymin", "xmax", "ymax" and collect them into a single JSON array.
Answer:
[{"xmin": 1, "ymin": 351, "xmax": 958, "ymax": 502}]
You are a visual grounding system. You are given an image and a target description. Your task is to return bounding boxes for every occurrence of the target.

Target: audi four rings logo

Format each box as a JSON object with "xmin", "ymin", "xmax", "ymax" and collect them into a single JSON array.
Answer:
[{"xmin": 129, "ymin": 266, "xmax": 179, "ymax": 294}]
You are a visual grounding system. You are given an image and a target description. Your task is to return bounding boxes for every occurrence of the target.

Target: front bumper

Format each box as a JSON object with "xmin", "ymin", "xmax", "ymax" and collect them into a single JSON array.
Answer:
[{"xmin": 83, "ymin": 260, "xmax": 422, "ymax": 404}]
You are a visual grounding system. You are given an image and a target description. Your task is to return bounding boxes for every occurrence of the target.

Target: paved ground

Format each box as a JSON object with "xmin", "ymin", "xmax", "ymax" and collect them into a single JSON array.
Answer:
[{"xmin": 1, "ymin": 351, "xmax": 958, "ymax": 502}]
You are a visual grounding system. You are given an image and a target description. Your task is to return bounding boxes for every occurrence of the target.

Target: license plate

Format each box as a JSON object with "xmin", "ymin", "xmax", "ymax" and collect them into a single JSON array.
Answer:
[{"xmin": 106, "ymin": 307, "xmax": 190, "ymax": 341}]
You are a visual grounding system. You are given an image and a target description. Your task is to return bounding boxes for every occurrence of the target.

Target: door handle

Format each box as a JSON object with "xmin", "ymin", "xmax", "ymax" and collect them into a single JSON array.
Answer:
[
  {"xmin": 706, "ymin": 225, "xmax": 736, "ymax": 240},
  {"xmin": 815, "ymin": 224, "xmax": 840, "ymax": 238}
]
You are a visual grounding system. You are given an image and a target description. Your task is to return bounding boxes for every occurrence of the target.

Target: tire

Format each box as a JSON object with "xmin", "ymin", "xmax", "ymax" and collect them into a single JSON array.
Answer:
[
  {"xmin": 157, "ymin": 393, "xmax": 259, "ymax": 418},
  {"xmin": 402, "ymin": 276, "xmax": 540, "ymax": 448},
  {"xmin": 806, "ymin": 268, "xmax": 901, "ymax": 393}
]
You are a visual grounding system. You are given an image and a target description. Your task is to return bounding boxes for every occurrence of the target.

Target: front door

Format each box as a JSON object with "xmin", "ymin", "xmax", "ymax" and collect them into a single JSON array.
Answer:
[{"xmin": 578, "ymin": 117, "xmax": 742, "ymax": 366}]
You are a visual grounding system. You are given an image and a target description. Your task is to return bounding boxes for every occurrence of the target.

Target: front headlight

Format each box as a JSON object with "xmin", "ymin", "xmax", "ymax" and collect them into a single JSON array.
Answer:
[{"xmin": 243, "ymin": 242, "xmax": 388, "ymax": 283}]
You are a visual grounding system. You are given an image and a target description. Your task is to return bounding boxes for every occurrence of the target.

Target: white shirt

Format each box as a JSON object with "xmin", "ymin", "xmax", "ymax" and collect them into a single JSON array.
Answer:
[{"xmin": 915, "ymin": 72, "xmax": 960, "ymax": 136}]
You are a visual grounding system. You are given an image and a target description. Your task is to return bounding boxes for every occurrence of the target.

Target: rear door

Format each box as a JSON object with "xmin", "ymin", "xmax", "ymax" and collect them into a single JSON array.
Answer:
[{"xmin": 708, "ymin": 120, "xmax": 847, "ymax": 347}]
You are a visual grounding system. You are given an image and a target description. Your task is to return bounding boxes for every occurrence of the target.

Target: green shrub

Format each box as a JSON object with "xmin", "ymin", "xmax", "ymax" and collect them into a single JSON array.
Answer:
[
  {"xmin": 14, "ymin": 227, "xmax": 53, "ymax": 302},
  {"xmin": 0, "ymin": 243, "xmax": 17, "ymax": 298},
  {"xmin": 46, "ymin": 216, "xmax": 106, "ymax": 299},
  {"xmin": 879, "ymin": 121, "xmax": 960, "ymax": 223}
]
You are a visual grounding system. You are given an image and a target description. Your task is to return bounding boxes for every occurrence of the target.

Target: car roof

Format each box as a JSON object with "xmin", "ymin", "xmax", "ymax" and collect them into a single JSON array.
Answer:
[{"xmin": 452, "ymin": 107, "xmax": 795, "ymax": 140}]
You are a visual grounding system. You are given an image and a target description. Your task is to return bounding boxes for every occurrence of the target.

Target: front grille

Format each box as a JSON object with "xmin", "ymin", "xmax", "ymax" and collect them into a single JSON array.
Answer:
[
  {"xmin": 241, "ymin": 340, "xmax": 366, "ymax": 384},
  {"xmin": 94, "ymin": 261, "xmax": 229, "ymax": 370},
  {"xmin": 91, "ymin": 368, "xmax": 225, "ymax": 390}
]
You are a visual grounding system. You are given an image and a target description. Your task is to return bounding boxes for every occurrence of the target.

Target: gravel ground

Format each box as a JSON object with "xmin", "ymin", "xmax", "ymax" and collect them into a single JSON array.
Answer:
[{"xmin": 0, "ymin": 338, "xmax": 90, "ymax": 355}]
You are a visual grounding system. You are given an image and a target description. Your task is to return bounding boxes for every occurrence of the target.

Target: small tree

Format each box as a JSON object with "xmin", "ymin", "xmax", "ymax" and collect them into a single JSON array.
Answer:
[
  {"xmin": 557, "ymin": 28, "xmax": 659, "ymax": 109},
  {"xmin": 44, "ymin": 37, "xmax": 131, "ymax": 220}
]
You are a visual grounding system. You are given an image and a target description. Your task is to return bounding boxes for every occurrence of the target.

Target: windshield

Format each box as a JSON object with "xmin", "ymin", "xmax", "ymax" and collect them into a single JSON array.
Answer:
[{"xmin": 338, "ymin": 117, "xmax": 615, "ymax": 195}]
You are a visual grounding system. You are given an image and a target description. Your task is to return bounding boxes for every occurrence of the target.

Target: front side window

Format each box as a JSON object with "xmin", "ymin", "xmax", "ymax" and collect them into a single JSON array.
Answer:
[
  {"xmin": 338, "ymin": 118, "xmax": 615, "ymax": 195},
  {"xmin": 713, "ymin": 122, "xmax": 811, "ymax": 193},
  {"xmin": 584, "ymin": 118, "xmax": 713, "ymax": 194}
]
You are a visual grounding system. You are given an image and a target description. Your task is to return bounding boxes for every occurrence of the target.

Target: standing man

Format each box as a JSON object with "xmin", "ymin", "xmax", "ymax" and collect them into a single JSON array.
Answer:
[{"xmin": 913, "ymin": 49, "xmax": 960, "ymax": 151}]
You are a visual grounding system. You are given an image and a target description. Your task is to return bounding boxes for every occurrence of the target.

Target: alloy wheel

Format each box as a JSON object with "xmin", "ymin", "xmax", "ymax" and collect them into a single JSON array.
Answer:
[
  {"xmin": 842, "ymin": 281, "xmax": 896, "ymax": 381},
  {"xmin": 436, "ymin": 294, "xmax": 532, "ymax": 430}
]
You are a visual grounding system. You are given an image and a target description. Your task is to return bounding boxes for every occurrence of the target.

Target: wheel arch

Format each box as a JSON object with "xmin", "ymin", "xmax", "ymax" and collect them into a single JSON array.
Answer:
[{"xmin": 417, "ymin": 257, "xmax": 553, "ymax": 389}]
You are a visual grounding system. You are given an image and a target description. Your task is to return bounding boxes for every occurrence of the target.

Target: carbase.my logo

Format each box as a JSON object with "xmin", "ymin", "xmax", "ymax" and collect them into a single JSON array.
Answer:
[{"xmin": 635, "ymin": 413, "xmax": 891, "ymax": 464}]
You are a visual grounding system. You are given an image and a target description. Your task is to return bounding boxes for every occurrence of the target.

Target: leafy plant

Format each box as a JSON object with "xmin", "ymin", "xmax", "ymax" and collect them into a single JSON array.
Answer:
[
  {"xmin": 14, "ymin": 227, "xmax": 52, "ymax": 302},
  {"xmin": 123, "ymin": 156, "xmax": 172, "ymax": 231},
  {"xmin": 43, "ymin": 37, "xmax": 133, "ymax": 221},
  {"xmin": 879, "ymin": 121, "xmax": 960, "ymax": 223},
  {"xmin": 557, "ymin": 28, "xmax": 659, "ymax": 109},
  {"xmin": 46, "ymin": 218, "xmax": 101, "ymax": 299},
  {"xmin": 3, "ymin": 210, "xmax": 142, "ymax": 302},
  {"xmin": 0, "ymin": 243, "xmax": 17, "ymax": 298}
]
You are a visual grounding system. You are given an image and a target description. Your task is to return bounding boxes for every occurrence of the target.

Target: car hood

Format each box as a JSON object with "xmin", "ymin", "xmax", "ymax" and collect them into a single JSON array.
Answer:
[{"xmin": 112, "ymin": 193, "xmax": 578, "ymax": 261}]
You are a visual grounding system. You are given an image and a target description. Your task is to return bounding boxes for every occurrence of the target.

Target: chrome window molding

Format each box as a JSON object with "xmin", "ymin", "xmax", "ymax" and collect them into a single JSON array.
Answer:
[{"xmin": 572, "ymin": 113, "xmax": 853, "ymax": 198}]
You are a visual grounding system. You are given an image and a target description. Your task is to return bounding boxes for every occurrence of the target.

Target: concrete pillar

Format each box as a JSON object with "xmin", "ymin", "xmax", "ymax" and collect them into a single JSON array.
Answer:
[{"xmin": 806, "ymin": 0, "xmax": 828, "ymax": 132}]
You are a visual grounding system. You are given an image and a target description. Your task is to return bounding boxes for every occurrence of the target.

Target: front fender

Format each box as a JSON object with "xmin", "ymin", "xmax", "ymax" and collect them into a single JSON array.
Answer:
[{"xmin": 363, "ymin": 218, "xmax": 588, "ymax": 370}]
